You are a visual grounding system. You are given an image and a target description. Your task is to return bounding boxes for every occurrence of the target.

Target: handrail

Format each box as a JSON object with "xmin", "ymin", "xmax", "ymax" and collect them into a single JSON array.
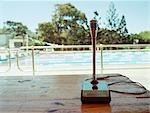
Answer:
[
  {"xmin": 1, "ymin": 44, "xmax": 150, "ymax": 75},
  {"xmin": 31, "ymin": 46, "xmax": 35, "ymax": 76},
  {"xmin": 100, "ymin": 46, "xmax": 103, "ymax": 74},
  {"xmin": 7, "ymin": 49, "xmax": 11, "ymax": 72},
  {"xmin": 16, "ymin": 49, "xmax": 24, "ymax": 71},
  {"xmin": 18, "ymin": 44, "xmax": 150, "ymax": 75},
  {"xmin": 97, "ymin": 44, "xmax": 150, "ymax": 48},
  {"xmin": 20, "ymin": 45, "xmax": 92, "ymax": 49},
  {"xmin": 19, "ymin": 44, "xmax": 150, "ymax": 49},
  {"xmin": 0, "ymin": 48, "xmax": 11, "ymax": 73}
]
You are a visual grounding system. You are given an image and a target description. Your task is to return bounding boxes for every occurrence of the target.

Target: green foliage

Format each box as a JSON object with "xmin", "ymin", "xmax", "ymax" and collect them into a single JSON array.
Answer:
[
  {"xmin": 4, "ymin": 21, "xmax": 28, "ymax": 37},
  {"xmin": 37, "ymin": 22, "xmax": 54, "ymax": 41},
  {"xmin": 94, "ymin": 3, "xmax": 130, "ymax": 44},
  {"xmin": 129, "ymin": 31, "xmax": 150, "ymax": 44},
  {"xmin": 37, "ymin": 22, "xmax": 66, "ymax": 45},
  {"xmin": 138, "ymin": 31, "xmax": 150, "ymax": 41},
  {"xmin": 4, "ymin": 21, "xmax": 28, "ymax": 46},
  {"xmin": 0, "ymin": 28, "xmax": 3, "ymax": 33},
  {"xmin": 1, "ymin": 2, "xmax": 149, "ymax": 45},
  {"xmin": 97, "ymin": 28, "xmax": 131, "ymax": 44},
  {"xmin": 106, "ymin": 2, "xmax": 129, "ymax": 36},
  {"xmin": 37, "ymin": 3, "xmax": 90, "ymax": 45},
  {"xmin": 117, "ymin": 15, "xmax": 128, "ymax": 37},
  {"xmin": 106, "ymin": 2, "xmax": 119, "ymax": 31},
  {"xmin": 53, "ymin": 3, "xmax": 89, "ymax": 45},
  {"xmin": 54, "ymin": 3, "xmax": 87, "ymax": 24}
]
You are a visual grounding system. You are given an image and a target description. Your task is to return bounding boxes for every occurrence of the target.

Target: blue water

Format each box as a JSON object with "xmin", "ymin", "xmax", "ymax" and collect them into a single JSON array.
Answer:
[
  {"xmin": 0, "ymin": 58, "xmax": 15, "ymax": 63},
  {"xmin": 20, "ymin": 50, "xmax": 150, "ymax": 66}
]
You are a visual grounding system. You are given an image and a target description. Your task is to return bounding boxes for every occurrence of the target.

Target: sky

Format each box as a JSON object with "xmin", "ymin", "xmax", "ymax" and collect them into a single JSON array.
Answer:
[{"xmin": 0, "ymin": 0, "xmax": 149, "ymax": 34}]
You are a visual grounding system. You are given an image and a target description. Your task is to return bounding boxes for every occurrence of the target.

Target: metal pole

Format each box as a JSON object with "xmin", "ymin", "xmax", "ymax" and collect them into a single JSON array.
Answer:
[
  {"xmin": 16, "ymin": 49, "xmax": 23, "ymax": 71},
  {"xmin": 100, "ymin": 45, "xmax": 103, "ymax": 74},
  {"xmin": 32, "ymin": 46, "xmax": 35, "ymax": 76},
  {"xmin": 7, "ymin": 48, "xmax": 11, "ymax": 72},
  {"xmin": 90, "ymin": 20, "xmax": 97, "ymax": 81},
  {"xmin": 26, "ymin": 35, "xmax": 29, "ymax": 54},
  {"xmin": 92, "ymin": 33, "xmax": 96, "ymax": 79}
]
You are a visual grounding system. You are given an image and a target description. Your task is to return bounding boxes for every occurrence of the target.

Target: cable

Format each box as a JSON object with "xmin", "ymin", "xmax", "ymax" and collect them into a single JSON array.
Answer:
[
  {"xmin": 108, "ymin": 81, "xmax": 147, "ymax": 95},
  {"xmin": 85, "ymin": 74, "xmax": 148, "ymax": 95}
]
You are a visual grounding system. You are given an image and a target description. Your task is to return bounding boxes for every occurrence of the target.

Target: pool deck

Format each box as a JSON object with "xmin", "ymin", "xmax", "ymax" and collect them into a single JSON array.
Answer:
[
  {"xmin": 0, "ymin": 74, "xmax": 149, "ymax": 113},
  {"xmin": 1, "ymin": 63, "xmax": 150, "ymax": 90}
]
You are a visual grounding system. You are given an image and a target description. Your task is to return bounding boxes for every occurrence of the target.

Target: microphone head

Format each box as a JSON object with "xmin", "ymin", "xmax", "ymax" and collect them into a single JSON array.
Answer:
[{"xmin": 90, "ymin": 20, "xmax": 97, "ymax": 39}]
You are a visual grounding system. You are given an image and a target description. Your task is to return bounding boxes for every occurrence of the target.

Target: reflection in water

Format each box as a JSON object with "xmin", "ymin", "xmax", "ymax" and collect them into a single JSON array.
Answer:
[{"xmin": 81, "ymin": 104, "xmax": 111, "ymax": 113}]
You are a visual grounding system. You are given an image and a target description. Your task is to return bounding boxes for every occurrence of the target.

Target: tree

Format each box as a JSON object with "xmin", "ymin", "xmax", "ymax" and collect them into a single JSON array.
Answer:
[
  {"xmin": 38, "ymin": 22, "xmax": 56, "ymax": 43},
  {"xmin": 4, "ymin": 21, "xmax": 28, "ymax": 46},
  {"xmin": 93, "ymin": 11, "xmax": 101, "ymax": 30},
  {"xmin": 138, "ymin": 31, "xmax": 150, "ymax": 42},
  {"xmin": 129, "ymin": 31, "xmax": 150, "ymax": 44},
  {"xmin": 0, "ymin": 28, "xmax": 3, "ymax": 33},
  {"xmin": 97, "ymin": 28, "xmax": 122, "ymax": 44},
  {"xmin": 104, "ymin": 2, "xmax": 130, "ymax": 44},
  {"xmin": 37, "ymin": 22, "xmax": 67, "ymax": 45},
  {"xmin": 129, "ymin": 33, "xmax": 140, "ymax": 44},
  {"xmin": 118, "ymin": 15, "xmax": 128, "ymax": 37},
  {"xmin": 51, "ymin": 3, "xmax": 89, "ymax": 45},
  {"xmin": 104, "ymin": 2, "xmax": 122, "ymax": 44},
  {"xmin": 106, "ymin": 2, "xmax": 119, "ymax": 31},
  {"xmin": 37, "ymin": 3, "xmax": 90, "ymax": 45}
]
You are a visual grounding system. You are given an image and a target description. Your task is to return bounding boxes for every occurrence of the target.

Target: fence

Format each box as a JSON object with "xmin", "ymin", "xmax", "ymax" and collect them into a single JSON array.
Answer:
[{"xmin": 0, "ymin": 44, "xmax": 150, "ymax": 75}]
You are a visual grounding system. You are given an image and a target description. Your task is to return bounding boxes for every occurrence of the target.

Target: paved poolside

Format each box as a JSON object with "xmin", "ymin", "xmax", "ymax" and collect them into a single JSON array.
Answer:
[
  {"xmin": 0, "ymin": 62, "xmax": 150, "ymax": 113},
  {"xmin": 0, "ymin": 63, "xmax": 150, "ymax": 90},
  {"xmin": 0, "ymin": 74, "xmax": 149, "ymax": 113}
]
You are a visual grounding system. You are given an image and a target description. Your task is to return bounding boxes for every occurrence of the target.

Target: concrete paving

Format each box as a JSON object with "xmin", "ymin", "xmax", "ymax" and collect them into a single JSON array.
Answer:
[
  {"xmin": 0, "ymin": 74, "xmax": 149, "ymax": 113},
  {"xmin": 0, "ymin": 63, "xmax": 150, "ymax": 90}
]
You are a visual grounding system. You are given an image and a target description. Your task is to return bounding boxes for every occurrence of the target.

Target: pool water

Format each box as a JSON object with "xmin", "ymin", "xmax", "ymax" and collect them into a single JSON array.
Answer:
[{"xmin": 20, "ymin": 50, "xmax": 150, "ymax": 66}]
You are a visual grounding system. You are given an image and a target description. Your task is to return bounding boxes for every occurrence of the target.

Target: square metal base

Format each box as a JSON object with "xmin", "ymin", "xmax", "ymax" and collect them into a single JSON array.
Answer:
[{"xmin": 81, "ymin": 80, "xmax": 111, "ymax": 103}]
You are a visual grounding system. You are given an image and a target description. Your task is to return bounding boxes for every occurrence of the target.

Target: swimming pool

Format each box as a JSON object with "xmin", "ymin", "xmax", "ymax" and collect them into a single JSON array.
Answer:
[{"xmin": 20, "ymin": 50, "xmax": 150, "ymax": 66}]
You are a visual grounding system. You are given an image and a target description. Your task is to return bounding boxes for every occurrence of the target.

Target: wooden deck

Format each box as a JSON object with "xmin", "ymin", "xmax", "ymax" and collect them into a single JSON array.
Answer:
[{"xmin": 0, "ymin": 74, "xmax": 149, "ymax": 113}]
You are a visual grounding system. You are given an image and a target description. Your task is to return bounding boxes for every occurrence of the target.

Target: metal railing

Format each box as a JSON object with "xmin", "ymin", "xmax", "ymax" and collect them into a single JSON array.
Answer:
[
  {"xmin": 0, "ymin": 44, "xmax": 150, "ymax": 75},
  {"xmin": 0, "ymin": 48, "xmax": 11, "ymax": 73}
]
